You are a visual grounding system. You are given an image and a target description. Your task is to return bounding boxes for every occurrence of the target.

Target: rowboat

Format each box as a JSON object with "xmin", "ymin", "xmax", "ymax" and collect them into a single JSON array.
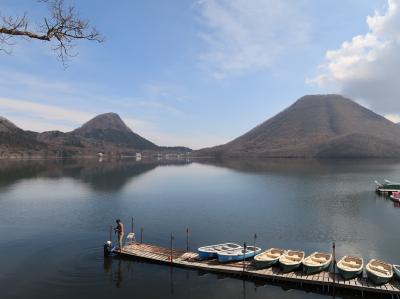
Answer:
[
  {"xmin": 375, "ymin": 180, "xmax": 400, "ymax": 195},
  {"xmin": 302, "ymin": 252, "xmax": 332, "ymax": 275},
  {"xmin": 197, "ymin": 243, "xmax": 241, "ymax": 260},
  {"xmin": 253, "ymin": 248, "xmax": 286, "ymax": 269},
  {"xmin": 279, "ymin": 250, "xmax": 305, "ymax": 272},
  {"xmin": 337, "ymin": 256, "xmax": 364, "ymax": 280},
  {"xmin": 390, "ymin": 191, "xmax": 400, "ymax": 202},
  {"xmin": 366, "ymin": 259, "xmax": 393, "ymax": 285},
  {"xmin": 393, "ymin": 264, "xmax": 400, "ymax": 280},
  {"xmin": 217, "ymin": 246, "xmax": 262, "ymax": 263}
]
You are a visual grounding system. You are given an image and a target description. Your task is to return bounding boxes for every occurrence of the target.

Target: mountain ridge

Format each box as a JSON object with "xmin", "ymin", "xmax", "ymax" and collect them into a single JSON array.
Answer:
[
  {"xmin": 2, "ymin": 95, "xmax": 400, "ymax": 159},
  {"xmin": 199, "ymin": 94, "xmax": 400, "ymax": 158},
  {"xmin": 0, "ymin": 113, "xmax": 190, "ymax": 159}
]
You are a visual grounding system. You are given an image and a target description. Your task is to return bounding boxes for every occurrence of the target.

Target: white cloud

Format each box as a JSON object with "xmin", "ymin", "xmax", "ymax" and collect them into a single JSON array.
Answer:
[
  {"xmin": 0, "ymin": 97, "xmax": 93, "ymax": 125},
  {"xmin": 0, "ymin": 71, "xmax": 71, "ymax": 95},
  {"xmin": 144, "ymin": 83, "xmax": 191, "ymax": 103},
  {"xmin": 7, "ymin": 116, "xmax": 76, "ymax": 133},
  {"xmin": 136, "ymin": 100, "xmax": 184, "ymax": 115},
  {"xmin": 197, "ymin": 0, "xmax": 310, "ymax": 79},
  {"xmin": 0, "ymin": 97, "xmax": 152, "ymax": 134},
  {"xmin": 308, "ymin": 0, "xmax": 400, "ymax": 115}
]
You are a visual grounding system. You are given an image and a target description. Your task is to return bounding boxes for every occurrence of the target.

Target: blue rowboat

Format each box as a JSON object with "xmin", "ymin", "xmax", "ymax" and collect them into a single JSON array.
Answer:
[
  {"xmin": 217, "ymin": 246, "xmax": 262, "ymax": 263},
  {"xmin": 197, "ymin": 243, "xmax": 241, "ymax": 260},
  {"xmin": 337, "ymin": 256, "xmax": 363, "ymax": 280},
  {"xmin": 302, "ymin": 252, "xmax": 332, "ymax": 275},
  {"xmin": 366, "ymin": 259, "xmax": 393, "ymax": 285},
  {"xmin": 279, "ymin": 250, "xmax": 305, "ymax": 273},
  {"xmin": 393, "ymin": 265, "xmax": 400, "ymax": 279},
  {"xmin": 254, "ymin": 248, "xmax": 286, "ymax": 269}
]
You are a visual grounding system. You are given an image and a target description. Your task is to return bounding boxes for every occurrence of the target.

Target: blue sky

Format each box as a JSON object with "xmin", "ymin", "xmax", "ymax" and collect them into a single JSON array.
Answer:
[{"xmin": 1, "ymin": 0, "xmax": 398, "ymax": 149}]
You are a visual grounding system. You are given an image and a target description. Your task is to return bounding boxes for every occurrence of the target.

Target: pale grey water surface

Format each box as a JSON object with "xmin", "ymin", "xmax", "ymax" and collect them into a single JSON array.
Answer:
[{"xmin": 1, "ymin": 158, "xmax": 400, "ymax": 298}]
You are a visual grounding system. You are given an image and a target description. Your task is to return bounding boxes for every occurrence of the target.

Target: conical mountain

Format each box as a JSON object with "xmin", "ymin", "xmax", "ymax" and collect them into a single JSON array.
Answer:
[
  {"xmin": 206, "ymin": 94, "xmax": 400, "ymax": 158},
  {"xmin": 72, "ymin": 112, "xmax": 158, "ymax": 150}
]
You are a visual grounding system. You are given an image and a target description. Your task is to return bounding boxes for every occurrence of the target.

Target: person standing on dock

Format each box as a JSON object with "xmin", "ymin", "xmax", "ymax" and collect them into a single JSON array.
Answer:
[{"xmin": 114, "ymin": 219, "xmax": 124, "ymax": 251}]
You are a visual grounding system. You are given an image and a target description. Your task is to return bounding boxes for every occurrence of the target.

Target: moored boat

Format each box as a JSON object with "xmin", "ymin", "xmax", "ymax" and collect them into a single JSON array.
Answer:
[
  {"xmin": 375, "ymin": 180, "xmax": 400, "ymax": 195},
  {"xmin": 217, "ymin": 246, "xmax": 262, "ymax": 263},
  {"xmin": 366, "ymin": 259, "xmax": 393, "ymax": 285},
  {"xmin": 279, "ymin": 250, "xmax": 305, "ymax": 272},
  {"xmin": 254, "ymin": 248, "xmax": 286, "ymax": 269},
  {"xmin": 337, "ymin": 256, "xmax": 364, "ymax": 280},
  {"xmin": 393, "ymin": 264, "xmax": 400, "ymax": 280},
  {"xmin": 390, "ymin": 191, "xmax": 400, "ymax": 202},
  {"xmin": 197, "ymin": 243, "xmax": 241, "ymax": 260},
  {"xmin": 302, "ymin": 252, "xmax": 332, "ymax": 275}
]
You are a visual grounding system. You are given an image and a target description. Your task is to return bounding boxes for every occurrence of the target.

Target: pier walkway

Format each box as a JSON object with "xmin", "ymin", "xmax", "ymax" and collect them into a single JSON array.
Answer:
[{"xmin": 117, "ymin": 243, "xmax": 400, "ymax": 297}]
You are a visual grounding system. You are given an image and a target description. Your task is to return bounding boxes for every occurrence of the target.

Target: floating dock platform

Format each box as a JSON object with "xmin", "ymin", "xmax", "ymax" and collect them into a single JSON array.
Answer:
[{"xmin": 116, "ymin": 243, "xmax": 400, "ymax": 297}]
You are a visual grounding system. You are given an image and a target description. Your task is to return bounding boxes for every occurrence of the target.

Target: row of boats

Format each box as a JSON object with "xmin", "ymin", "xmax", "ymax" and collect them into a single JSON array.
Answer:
[{"xmin": 197, "ymin": 243, "xmax": 400, "ymax": 285}]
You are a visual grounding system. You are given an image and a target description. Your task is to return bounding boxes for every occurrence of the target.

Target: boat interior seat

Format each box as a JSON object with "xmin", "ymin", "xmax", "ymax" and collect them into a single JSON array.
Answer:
[
  {"xmin": 369, "ymin": 265, "xmax": 390, "ymax": 275},
  {"xmin": 311, "ymin": 257, "xmax": 327, "ymax": 263},
  {"xmin": 286, "ymin": 256, "xmax": 301, "ymax": 262},
  {"xmin": 341, "ymin": 261, "xmax": 360, "ymax": 268},
  {"xmin": 306, "ymin": 260, "xmax": 320, "ymax": 266},
  {"xmin": 340, "ymin": 265, "xmax": 357, "ymax": 271},
  {"xmin": 267, "ymin": 253, "xmax": 280, "ymax": 258}
]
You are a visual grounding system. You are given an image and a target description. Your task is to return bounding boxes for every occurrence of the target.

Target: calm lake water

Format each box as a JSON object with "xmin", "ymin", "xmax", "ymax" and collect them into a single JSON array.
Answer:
[{"xmin": 1, "ymin": 158, "xmax": 400, "ymax": 299}]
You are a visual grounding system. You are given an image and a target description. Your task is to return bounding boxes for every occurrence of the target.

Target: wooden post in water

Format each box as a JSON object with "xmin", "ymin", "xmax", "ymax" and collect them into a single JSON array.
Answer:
[
  {"xmin": 332, "ymin": 242, "xmax": 336, "ymax": 288},
  {"xmin": 141, "ymin": 227, "xmax": 144, "ymax": 243},
  {"xmin": 131, "ymin": 217, "xmax": 134, "ymax": 233},
  {"xmin": 253, "ymin": 233, "xmax": 257, "ymax": 257},
  {"xmin": 186, "ymin": 228, "xmax": 189, "ymax": 252},
  {"xmin": 170, "ymin": 233, "xmax": 175, "ymax": 263},
  {"xmin": 242, "ymin": 242, "xmax": 247, "ymax": 273}
]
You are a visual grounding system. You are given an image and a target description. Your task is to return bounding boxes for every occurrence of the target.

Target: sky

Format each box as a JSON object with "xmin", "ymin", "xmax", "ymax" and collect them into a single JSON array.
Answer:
[{"xmin": 1, "ymin": 0, "xmax": 399, "ymax": 149}]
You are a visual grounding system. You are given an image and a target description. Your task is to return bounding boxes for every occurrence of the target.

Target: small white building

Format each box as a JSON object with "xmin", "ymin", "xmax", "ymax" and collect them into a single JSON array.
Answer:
[{"xmin": 135, "ymin": 152, "xmax": 142, "ymax": 161}]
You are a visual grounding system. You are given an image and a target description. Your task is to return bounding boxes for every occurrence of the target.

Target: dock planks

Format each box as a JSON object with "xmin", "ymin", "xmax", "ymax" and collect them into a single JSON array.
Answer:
[{"xmin": 117, "ymin": 243, "xmax": 400, "ymax": 296}]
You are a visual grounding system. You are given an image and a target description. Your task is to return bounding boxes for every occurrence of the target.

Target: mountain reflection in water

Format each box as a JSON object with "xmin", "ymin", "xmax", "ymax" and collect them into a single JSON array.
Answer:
[
  {"xmin": 0, "ymin": 158, "xmax": 191, "ymax": 192},
  {"xmin": 1, "ymin": 158, "xmax": 400, "ymax": 299}
]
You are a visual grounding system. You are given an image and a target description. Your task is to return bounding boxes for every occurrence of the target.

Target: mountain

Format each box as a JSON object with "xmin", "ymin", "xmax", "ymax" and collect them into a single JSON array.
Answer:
[
  {"xmin": 202, "ymin": 94, "xmax": 400, "ymax": 158},
  {"xmin": 0, "ymin": 117, "xmax": 45, "ymax": 151},
  {"xmin": 0, "ymin": 113, "xmax": 190, "ymax": 159},
  {"xmin": 72, "ymin": 113, "xmax": 158, "ymax": 150},
  {"xmin": 0, "ymin": 116, "xmax": 20, "ymax": 133}
]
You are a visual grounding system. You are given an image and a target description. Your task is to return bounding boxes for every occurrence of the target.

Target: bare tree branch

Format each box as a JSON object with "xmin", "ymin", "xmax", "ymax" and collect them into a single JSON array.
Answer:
[{"xmin": 0, "ymin": 0, "xmax": 103, "ymax": 66}]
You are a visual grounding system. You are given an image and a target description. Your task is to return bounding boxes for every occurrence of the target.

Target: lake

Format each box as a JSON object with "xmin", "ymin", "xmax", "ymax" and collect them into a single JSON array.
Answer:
[{"xmin": 1, "ymin": 158, "xmax": 400, "ymax": 299}]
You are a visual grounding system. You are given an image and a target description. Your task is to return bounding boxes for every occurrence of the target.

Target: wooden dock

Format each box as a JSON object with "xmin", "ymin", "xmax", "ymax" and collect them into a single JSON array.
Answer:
[{"xmin": 116, "ymin": 243, "xmax": 400, "ymax": 297}]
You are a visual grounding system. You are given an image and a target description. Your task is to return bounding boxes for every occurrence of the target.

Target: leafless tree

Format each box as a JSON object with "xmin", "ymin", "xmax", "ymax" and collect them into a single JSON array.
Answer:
[{"xmin": 0, "ymin": 0, "xmax": 103, "ymax": 65}]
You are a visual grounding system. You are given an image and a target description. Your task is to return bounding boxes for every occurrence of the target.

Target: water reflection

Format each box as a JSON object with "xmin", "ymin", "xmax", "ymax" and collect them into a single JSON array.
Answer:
[
  {"xmin": 103, "ymin": 257, "xmax": 125, "ymax": 288},
  {"xmin": 198, "ymin": 158, "xmax": 400, "ymax": 175},
  {"xmin": 0, "ymin": 159, "xmax": 190, "ymax": 192},
  {"xmin": 2, "ymin": 158, "xmax": 400, "ymax": 299},
  {"xmin": 393, "ymin": 201, "xmax": 400, "ymax": 208},
  {"xmin": 101, "ymin": 257, "xmax": 344, "ymax": 299}
]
